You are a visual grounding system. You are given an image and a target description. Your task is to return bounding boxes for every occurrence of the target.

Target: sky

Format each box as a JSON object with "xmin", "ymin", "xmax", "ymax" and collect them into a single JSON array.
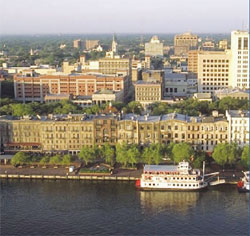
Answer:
[{"xmin": 0, "ymin": 0, "xmax": 248, "ymax": 35}]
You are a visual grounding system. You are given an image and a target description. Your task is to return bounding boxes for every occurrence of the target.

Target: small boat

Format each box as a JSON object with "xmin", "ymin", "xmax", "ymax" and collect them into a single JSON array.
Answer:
[
  {"xmin": 136, "ymin": 161, "xmax": 208, "ymax": 191},
  {"xmin": 237, "ymin": 171, "xmax": 249, "ymax": 192}
]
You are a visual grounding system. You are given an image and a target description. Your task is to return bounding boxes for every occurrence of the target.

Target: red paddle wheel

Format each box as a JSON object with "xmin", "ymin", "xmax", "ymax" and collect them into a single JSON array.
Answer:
[{"xmin": 135, "ymin": 179, "xmax": 141, "ymax": 188}]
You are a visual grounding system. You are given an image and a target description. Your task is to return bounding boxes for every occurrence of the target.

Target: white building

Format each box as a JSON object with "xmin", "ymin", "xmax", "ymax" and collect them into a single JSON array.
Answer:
[
  {"xmin": 231, "ymin": 30, "xmax": 249, "ymax": 89},
  {"xmin": 145, "ymin": 36, "xmax": 163, "ymax": 57},
  {"xmin": 226, "ymin": 110, "xmax": 249, "ymax": 147}
]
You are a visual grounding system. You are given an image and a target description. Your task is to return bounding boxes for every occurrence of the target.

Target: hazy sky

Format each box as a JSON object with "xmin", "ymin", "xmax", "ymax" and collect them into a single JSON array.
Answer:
[{"xmin": 0, "ymin": 0, "xmax": 248, "ymax": 34}]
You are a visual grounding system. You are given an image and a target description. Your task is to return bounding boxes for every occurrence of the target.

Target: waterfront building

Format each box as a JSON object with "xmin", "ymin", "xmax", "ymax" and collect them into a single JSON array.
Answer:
[
  {"xmin": 197, "ymin": 50, "xmax": 231, "ymax": 93},
  {"xmin": 145, "ymin": 36, "xmax": 163, "ymax": 57},
  {"xmin": 231, "ymin": 30, "xmax": 249, "ymax": 89},
  {"xmin": 44, "ymin": 94, "xmax": 72, "ymax": 103},
  {"xmin": 174, "ymin": 33, "xmax": 198, "ymax": 56},
  {"xmin": 14, "ymin": 73, "xmax": 129, "ymax": 103},
  {"xmin": 85, "ymin": 40, "xmax": 99, "ymax": 50},
  {"xmin": 0, "ymin": 111, "xmax": 234, "ymax": 154},
  {"xmin": 226, "ymin": 110, "xmax": 249, "ymax": 147}
]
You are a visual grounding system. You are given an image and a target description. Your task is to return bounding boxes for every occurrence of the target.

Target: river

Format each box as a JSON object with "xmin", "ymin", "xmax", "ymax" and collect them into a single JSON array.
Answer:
[{"xmin": 0, "ymin": 179, "xmax": 249, "ymax": 235}]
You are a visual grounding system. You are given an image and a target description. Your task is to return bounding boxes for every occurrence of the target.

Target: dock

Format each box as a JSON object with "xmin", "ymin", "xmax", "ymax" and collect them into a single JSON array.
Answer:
[{"xmin": 0, "ymin": 174, "xmax": 138, "ymax": 181}]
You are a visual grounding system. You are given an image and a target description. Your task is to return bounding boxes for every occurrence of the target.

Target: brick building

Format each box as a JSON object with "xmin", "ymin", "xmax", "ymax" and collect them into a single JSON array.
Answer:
[{"xmin": 14, "ymin": 74, "xmax": 130, "ymax": 103}]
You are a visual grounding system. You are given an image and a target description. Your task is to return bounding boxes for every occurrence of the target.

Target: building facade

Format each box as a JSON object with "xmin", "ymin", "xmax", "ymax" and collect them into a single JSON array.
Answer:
[
  {"xmin": 85, "ymin": 40, "xmax": 99, "ymax": 50},
  {"xmin": 174, "ymin": 33, "xmax": 198, "ymax": 56},
  {"xmin": 14, "ymin": 74, "xmax": 129, "ymax": 103},
  {"xmin": 197, "ymin": 50, "xmax": 231, "ymax": 93},
  {"xmin": 98, "ymin": 58, "xmax": 131, "ymax": 76},
  {"xmin": 145, "ymin": 36, "xmax": 163, "ymax": 57},
  {"xmin": 226, "ymin": 110, "xmax": 249, "ymax": 147},
  {"xmin": 231, "ymin": 30, "xmax": 249, "ymax": 89},
  {"xmin": 134, "ymin": 81, "xmax": 162, "ymax": 107},
  {"xmin": 0, "ymin": 112, "xmax": 234, "ymax": 154}
]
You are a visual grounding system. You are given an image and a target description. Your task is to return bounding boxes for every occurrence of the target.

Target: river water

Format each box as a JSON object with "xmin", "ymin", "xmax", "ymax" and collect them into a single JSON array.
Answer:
[{"xmin": 0, "ymin": 179, "xmax": 249, "ymax": 236}]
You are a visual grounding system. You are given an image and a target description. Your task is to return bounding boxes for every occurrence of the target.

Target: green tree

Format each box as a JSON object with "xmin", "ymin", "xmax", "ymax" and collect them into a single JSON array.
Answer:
[
  {"xmin": 61, "ymin": 154, "xmax": 72, "ymax": 165},
  {"xmin": 49, "ymin": 155, "xmax": 62, "ymax": 165},
  {"xmin": 39, "ymin": 156, "xmax": 50, "ymax": 165},
  {"xmin": 101, "ymin": 143, "xmax": 115, "ymax": 166},
  {"xmin": 142, "ymin": 146, "xmax": 154, "ymax": 164},
  {"xmin": 193, "ymin": 151, "xmax": 206, "ymax": 168},
  {"xmin": 241, "ymin": 145, "xmax": 249, "ymax": 168},
  {"xmin": 116, "ymin": 142, "xmax": 129, "ymax": 167},
  {"xmin": 79, "ymin": 146, "xmax": 97, "ymax": 165},
  {"xmin": 11, "ymin": 152, "xmax": 31, "ymax": 166},
  {"xmin": 212, "ymin": 143, "xmax": 239, "ymax": 166},
  {"xmin": 127, "ymin": 144, "xmax": 140, "ymax": 167},
  {"xmin": 172, "ymin": 143, "xmax": 194, "ymax": 163},
  {"xmin": 165, "ymin": 142, "xmax": 175, "ymax": 160}
]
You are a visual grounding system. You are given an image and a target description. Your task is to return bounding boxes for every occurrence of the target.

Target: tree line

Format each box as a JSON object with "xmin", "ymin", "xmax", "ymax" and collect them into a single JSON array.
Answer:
[
  {"xmin": 10, "ymin": 142, "xmax": 249, "ymax": 169},
  {"xmin": 0, "ymin": 97, "xmax": 248, "ymax": 117}
]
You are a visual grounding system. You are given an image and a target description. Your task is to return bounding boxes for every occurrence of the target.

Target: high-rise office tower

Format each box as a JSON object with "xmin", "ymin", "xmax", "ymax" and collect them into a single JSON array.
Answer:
[{"xmin": 231, "ymin": 30, "xmax": 249, "ymax": 89}]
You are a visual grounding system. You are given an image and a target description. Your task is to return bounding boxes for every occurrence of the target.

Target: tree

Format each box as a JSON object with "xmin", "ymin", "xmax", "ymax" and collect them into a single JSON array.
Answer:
[
  {"xmin": 241, "ymin": 145, "xmax": 249, "ymax": 168},
  {"xmin": 61, "ymin": 154, "xmax": 72, "ymax": 165},
  {"xmin": 127, "ymin": 144, "xmax": 140, "ymax": 167},
  {"xmin": 172, "ymin": 143, "xmax": 194, "ymax": 163},
  {"xmin": 165, "ymin": 142, "xmax": 175, "ymax": 161},
  {"xmin": 11, "ymin": 152, "xmax": 31, "ymax": 166},
  {"xmin": 101, "ymin": 143, "xmax": 115, "ymax": 166},
  {"xmin": 193, "ymin": 151, "xmax": 206, "ymax": 168},
  {"xmin": 142, "ymin": 146, "xmax": 154, "ymax": 165},
  {"xmin": 116, "ymin": 142, "xmax": 129, "ymax": 167},
  {"xmin": 49, "ymin": 155, "xmax": 62, "ymax": 165},
  {"xmin": 39, "ymin": 156, "xmax": 50, "ymax": 165},
  {"xmin": 212, "ymin": 143, "xmax": 239, "ymax": 166},
  {"xmin": 79, "ymin": 146, "xmax": 97, "ymax": 165}
]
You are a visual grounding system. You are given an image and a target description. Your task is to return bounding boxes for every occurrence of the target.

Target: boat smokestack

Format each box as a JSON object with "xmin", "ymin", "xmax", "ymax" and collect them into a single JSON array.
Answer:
[{"xmin": 202, "ymin": 161, "xmax": 205, "ymax": 182}]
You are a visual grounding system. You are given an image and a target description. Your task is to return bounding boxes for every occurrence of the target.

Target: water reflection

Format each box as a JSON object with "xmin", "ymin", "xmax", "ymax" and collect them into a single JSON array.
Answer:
[{"xmin": 140, "ymin": 190, "xmax": 203, "ymax": 214}]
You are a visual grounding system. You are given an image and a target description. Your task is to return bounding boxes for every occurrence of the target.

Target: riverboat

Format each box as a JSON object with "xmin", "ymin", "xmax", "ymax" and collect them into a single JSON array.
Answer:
[
  {"xmin": 237, "ymin": 171, "xmax": 249, "ymax": 192},
  {"xmin": 136, "ymin": 161, "xmax": 208, "ymax": 191}
]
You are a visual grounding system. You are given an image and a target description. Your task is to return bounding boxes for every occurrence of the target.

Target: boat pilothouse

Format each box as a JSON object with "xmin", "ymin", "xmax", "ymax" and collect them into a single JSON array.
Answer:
[
  {"xmin": 136, "ymin": 161, "xmax": 208, "ymax": 191},
  {"xmin": 237, "ymin": 171, "xmax": 249, "ymax": 192}
]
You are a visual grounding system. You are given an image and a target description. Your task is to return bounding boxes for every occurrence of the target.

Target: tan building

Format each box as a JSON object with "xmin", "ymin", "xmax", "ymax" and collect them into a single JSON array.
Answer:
[
  {"xmin": 44, "ymin": 94, "xmax": 72, "ymax": 103},
  {"xmin": 214, "ymin": 88, "xmax": 249, "ymax": 100},
  {"xmin": 174, "ymin": 33, "xmax": 198, "ymax": 56},
  {"xmin": 92, "ymin": 89, "xmax": 124, "ymax": 105},
  {"xmin": 118, "ymin": 113, "xmax": 228, "ymax": 152},
  {"xmin": 188, "ymin": 50, "xmax": 199, "ymax": 73},
  {"xmin": 202, "ymin": 41, "xmax": 215, "ymax": 50},
  {"xmin": 14, "ymin": 73, "xmax": 130, "ymax": 103},
  {"xmin": 197, "ymin": 50, "xmax": 231, "ymax": 93},
  {"xmin": 134, "ymin": 81, "xmax": 162, "ymax": 107},
  {"xmin": 142, "ymin": 70, "xmax": 164, "ymax": 83},
  {"xmin": 99, "ymin": 58, "xmax": 131, "ymax": 76},
  {"xmin": 0, "ymin": 112, "xmax": 231, "ymax": 154},
  {"xmin": 73, "ymin": 39, "xmax": 83, "ymax": 48},
  {"xmin": 219, "ymin": 40, "xmax": 228, "ymax": 50},
  {"xmin": 85, "ymin": 40, "xmax": 99, "ymax": 50}
]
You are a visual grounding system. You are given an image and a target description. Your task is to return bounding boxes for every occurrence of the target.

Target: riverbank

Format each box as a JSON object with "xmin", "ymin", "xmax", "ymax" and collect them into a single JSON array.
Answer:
[
  {"xmin": 0, "ymin": 164, "xmax": 243, "ymax": 184},
  {"xmin": 0, "ymin": 165, "xmax": 142, "ymax": 181}
]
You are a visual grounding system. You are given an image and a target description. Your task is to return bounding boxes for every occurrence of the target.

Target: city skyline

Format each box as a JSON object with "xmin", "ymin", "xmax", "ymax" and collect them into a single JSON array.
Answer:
[{"xmin": 0, "ymin": 0, "xmax": 248, "ymax": 35}]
